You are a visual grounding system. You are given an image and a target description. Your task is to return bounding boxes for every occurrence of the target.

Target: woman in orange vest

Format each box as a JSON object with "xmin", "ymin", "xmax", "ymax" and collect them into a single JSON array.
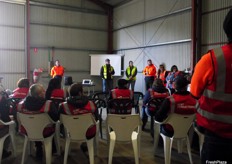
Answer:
[{"xmin": 157, "ymin": 64, "xmax": 168, "ymax": 87}]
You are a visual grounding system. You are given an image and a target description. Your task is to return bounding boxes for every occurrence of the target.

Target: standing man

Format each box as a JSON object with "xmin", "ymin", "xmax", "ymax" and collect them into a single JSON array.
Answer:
[
  {"xmin": 125, "ymin": 61, "xmax": 137, "ymax": 91},
  {"xmin": 100, "ymin": 59, "xmax": 115, "ymax": 93},
  {"xmin": 190, "ymin": 9, "xmax": 232, "ymax": 164},
  {"xmin": 143, "ymin": 59, "xmax": 156, "ymax": 90},
  {"xmin": 50, "ymin": 60, "xmax": 64, "ymax": 83}
]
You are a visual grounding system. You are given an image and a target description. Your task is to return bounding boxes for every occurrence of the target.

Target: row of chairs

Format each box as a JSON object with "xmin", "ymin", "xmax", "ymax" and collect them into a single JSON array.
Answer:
[{"xmin": 14, "ymin": 112, "xmax": 142, "ymax": 164}]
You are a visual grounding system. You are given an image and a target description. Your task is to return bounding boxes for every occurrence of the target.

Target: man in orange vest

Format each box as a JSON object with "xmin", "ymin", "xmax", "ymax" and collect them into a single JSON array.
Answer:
[
  {"xmin": 143, "ymin": 59, "xmax": 156, "ymax": 90},
  {"xmin": 50, "ymin": 60, "xmax": 64, "ymax": 83},
  {"xmin": 191, "ymin": 9, "xmax": 232, "ymax": 164}
]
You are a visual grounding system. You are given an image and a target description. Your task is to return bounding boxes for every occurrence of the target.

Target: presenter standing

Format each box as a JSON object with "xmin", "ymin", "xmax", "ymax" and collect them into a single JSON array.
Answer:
[
  {"xmin": 126, "ymin": 61, "xmax": 137, "ymax": 91},
  {"xmin": 100, "ymin": 59, "xmax": 115, "ymax": 93},
  {"xmin": 143, "ymin": 59, "xmax": 156, "ymax": 90},
  {"xmin": 50, "ymin": 60, "xmax": 64, "ymax": 83}
]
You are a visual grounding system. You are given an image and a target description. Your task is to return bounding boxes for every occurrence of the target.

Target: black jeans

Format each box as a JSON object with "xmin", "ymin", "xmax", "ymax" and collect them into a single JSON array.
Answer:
[
  {"xmin": 201, "ymin": 134, "xmax": 232, "ymax": 164},
  {"xmin": 145, "ymin": 76, "xmax": 154, "ymax": 91}
]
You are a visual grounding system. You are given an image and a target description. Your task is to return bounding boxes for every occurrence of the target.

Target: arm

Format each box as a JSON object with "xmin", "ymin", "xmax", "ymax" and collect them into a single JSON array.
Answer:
[
  {"xmin": 191, "ymin": 52, "xmax": 213, "ymax": 99},
  {"xmin": 142, "ymin": 67, "xmax": 147, "ymax": 75},
  {"xmin": 100, "ymin": 66, "xmax": 104, "ymax": 78},
  {"xmin": 132, "ymin": 67, "xmax": 137, "ymax": 77},
  {"xmin": 111, "ymin": 67, "xmax": 115, "ymax": 75},
  {"xmin": 143, "ymin": 90, "xmax": 151, "ymax": 106},
  {"xmin": 50, "ymin": 67, "xmax": 54, "ymax": 77},
  {"xmin": 125, "ymin": 68, "xmax": 129, "ymax": 78},
  {"xmin": 155, "ymin": 98, "xmax": 170, "ymax": 122}
]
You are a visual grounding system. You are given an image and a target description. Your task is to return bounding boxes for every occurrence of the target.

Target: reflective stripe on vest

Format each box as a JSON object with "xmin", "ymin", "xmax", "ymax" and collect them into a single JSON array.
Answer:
[
  {"xmin": 126, "ymin": 66, "xmax": 136, "ymax": 80},
  {"xmin": 103, "ymin": 65, "xmax": 113, "ymax": 79},
  {"xmin": 149, "ymin": 89, "xmax": 169, "ymax": 99},
  {"xmin": 198, "ymin": 47, "xmax": 232, "ymax": 124}
]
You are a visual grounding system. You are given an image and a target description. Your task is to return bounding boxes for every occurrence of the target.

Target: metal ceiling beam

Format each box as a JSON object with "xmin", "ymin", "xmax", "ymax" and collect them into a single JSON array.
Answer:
[{"xmin": 88, "ymin": 0, "xmax": 113, "ymax": 53}]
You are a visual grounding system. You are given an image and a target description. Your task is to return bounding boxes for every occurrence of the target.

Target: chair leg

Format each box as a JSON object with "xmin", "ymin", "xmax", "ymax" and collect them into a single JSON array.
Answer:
[
  {"xmin": 108, "ymin": 137, "xmax": 116, "ymax": 164},
  {"xmin": 0, "ymin": 135, "xmax": 8, "ymax": 164},
  {"xmin": 87, "ymin": 139, "xmax": 94, "ymax": 164},
  {"xmin": 161, "ymin": 134, "xmax": 173, "ymax": 164},
  {"xmin": 153, "ymin": 123, "xmax": 160, "ymax": 155},
  {"xmin": 55, "ymin": 121, "xmax": 61, "ymax": 155},
  {"xmin": 198, "ymin": 133, "xmax": 204, "ymax": 155},
  {"xmin": 21, "ymin": 137, "xmax": 28, "ymax": 164},
  {"xmin": 44, "ymin": 136, "xmax": 53, "ymax": 164},
  {"xmin": 99, "ymin": 108, "xmax": 103, "ymax": 139},
  {"xmin": 95, "ymin": 121, "xmax": 99, "ymax": 156},
  {"xmin": 9, "ymin": 123, "xmax": 16, "ymax": 157},
  {"xmin": 132, "ymin": 138, "xmax": 139, "ymax": 164},
  {"xmin": 63, "ymin": 139, "xmax": 71, "ymax": 164},
  {"xmin": 186, "ymin": 137, "xmax": 193, "ymax": 164}
]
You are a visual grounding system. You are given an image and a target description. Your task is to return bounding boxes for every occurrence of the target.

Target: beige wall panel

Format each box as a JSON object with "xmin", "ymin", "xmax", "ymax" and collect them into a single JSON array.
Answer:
[
  {"xmin": 145, "ymin": 0, "xmax": 191, "ymax": 19},
  {"xmin": 202, "ymin": 0, "xmax": 232, "ymax": 12},
  {"xmin": 30, "ymin": 25, "xmax": 107, "ymax": 49},
  {"xmin": 0, "ymin": 50, "xmax": 25, "ymax": 72},
  {"xmin": 113, "ymin": 0, "xmax": 145, "ymax": 29},
  {"xmin": 31, "ymin": 6, "xmax": 107, "ymax": 29},
  {"xmin": 32, "ymin": 0, "xmax": 104, "ymax": 11},
  {"xmin": 0, "ymin": 2, "xmax": 25, "ymax": 26},
  {"xmin": 0, "ymin": 26, "xmax": 25, "ymax": 49},
  {"xmin": 201, "ymin": 10, "xmax": 228, "ymax": 45},
  {"xmin": 113, "ymin": 25, "xmax": 144, "ymax": 49},
  {"xmin": 145, "ymin": 11, "xmax": 191, "ymax": 44},
  {"xmin": 1, "ymin": 74, "xmax": 26, "ymax": 91}
]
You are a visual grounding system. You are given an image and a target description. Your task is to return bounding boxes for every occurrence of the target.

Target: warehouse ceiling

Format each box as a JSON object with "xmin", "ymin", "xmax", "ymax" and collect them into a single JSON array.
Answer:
[{"xmin": 99, "ymin": 0, "xmax": 132, "ymax": 7}]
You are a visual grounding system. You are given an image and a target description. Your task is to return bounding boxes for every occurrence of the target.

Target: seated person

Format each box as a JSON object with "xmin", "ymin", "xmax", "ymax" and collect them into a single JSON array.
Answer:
[
  {"xmin": 59, "ymin": 83, "xmax": 97, "ymax": 153},
  {"xmin": 9, "ymin": 78, "xmax": 30, "ymax": 99},
  {"xmin": 155, "ymin": 76, "xmax": 197, "ymax": 137},
  {"xmin": 0, "ymin": 86, "xmax": 12, "ymax": 159},
  {"xmin": 17, "ymin": 84, "xmax": 59, "ymax": 159},
  {"xmin": 109, "ymin": 79, "xmax": 133, "ymax": 99},
  {"xmin": 45, "ymin": 78, "xmax": 65, "ymax": 100},
  {"xmin": 59, "ymin": 83, "xmax": 98, "ymax": 137},
  {"xmin": 141, "ymin": 78, "xmax": 169, "ymax": 131},
  {"xmin": 166, "ymin": 65, "xmax": 182, "ymax": 94}
]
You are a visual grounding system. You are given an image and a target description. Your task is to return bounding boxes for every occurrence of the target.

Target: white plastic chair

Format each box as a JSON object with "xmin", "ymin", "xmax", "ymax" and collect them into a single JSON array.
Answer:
[
  {"xmin": 0, "ymin": 120, "xmax": 16, "ymax": 163},
  {"xmin": 154, "ymin": 113, "xmax": 195, "ymax": 164},
  {"xmin": 60, "ymin": 113, "xmax": 98, "ymax": 164},
  {"xmin": 106, "ymin": 114, "xmax": 142, "ymax": 164},
  {"xmin": 17, "ymin": 113, "xmax": 57, "ymax": 164},
  {"xmin": 193, "ymin": 122, "xmax": 204, "ymax": 155}
]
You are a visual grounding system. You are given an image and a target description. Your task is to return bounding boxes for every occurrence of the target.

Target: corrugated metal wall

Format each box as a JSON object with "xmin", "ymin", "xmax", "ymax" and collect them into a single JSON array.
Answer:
[
  {"xmin": 113, "ymin": 0, "xmax": 192, "ymax": 93},
  {"xmin": 0, "ymin": 0, "xmax": 26, "ymax": 90},
  {"xmin": 201, "ymin": 0, "xmax": 232, "ymax": 54},
  {"xmin": 29, "ymin": 0, "xmax": 108, "ymax": 90}
]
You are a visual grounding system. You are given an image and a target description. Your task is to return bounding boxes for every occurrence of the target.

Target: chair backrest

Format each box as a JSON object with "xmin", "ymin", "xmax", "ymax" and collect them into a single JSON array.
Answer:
[
  {"xmin": 60, "ymin": 113, "xmax": 96, "ymax": 140},
  {"xmin": 107, "ymin": 98, "xmax": 133, "ymax": 114},
  {"xmin": 133, "ymin": 92, "xmax": 144, "ymax": 107},
  {"xmin": 162, "ymin": 113, "xmax": 195, "ymax": 138},
  {"xmin": 17, "ymin": 112, "xmax": 54, "ymax": 140},
  {"xmin": 93, "ymin": 98, "xmax": 107, "ymax": 109},
  {"xmin": 92, "ymin": 92, "xmax": 109, "ymax": 100},
  {"xmin": 147, "ymin": 98, "xmax": 165, "ymax": 112},
  {"xmin": 106, "ymin": 114, "xmax": 141, "ymax": 141}
]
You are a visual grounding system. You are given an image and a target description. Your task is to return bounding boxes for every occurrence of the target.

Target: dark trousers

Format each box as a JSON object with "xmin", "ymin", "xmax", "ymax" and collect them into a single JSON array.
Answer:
[
  {"xmin": 145, "ymin": 76, "xmax": 154, "ymax": 90},
  {"xmin": 201, "ymin": 135, "xmax": 232, "ymax": 164}
]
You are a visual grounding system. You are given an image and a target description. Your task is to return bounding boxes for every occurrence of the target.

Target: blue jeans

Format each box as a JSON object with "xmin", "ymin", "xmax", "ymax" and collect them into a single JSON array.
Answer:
[
  {"xmin": 102, "ymin": 79, "xmax": 113, "ymax": 93},
  {"xmin": 127, "ymin": 80, "xmax": 136, "ymax": 91}
]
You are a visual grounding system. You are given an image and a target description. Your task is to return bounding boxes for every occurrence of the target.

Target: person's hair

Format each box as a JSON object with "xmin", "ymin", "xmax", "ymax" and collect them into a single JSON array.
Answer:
[
  {"xmin": 158, "ymin": 64, "xmax": 166, "ymax": 75},
  {"xmin": 17, "ymin": 78, "xmax": 30, "ymax": 88},
  {"xmin": 129, "ymin": 61, "xmax": 133, "ymax": 64},
  {"xmin": 170, "ymin": 65, "xmax": 178, "ymax": 72},
  {"xmin": 69, "ymin": 83, "xmax": 83, "ymax": 97},
  {"xmin": 45, "ymin": 78, "xmax": 62, "ymax": 99},
  {"xmin": 29, "ymin": 84, "xmax": 44, "ymax": 98},
  {"xmin": 147, "ymin": 59, "xmax": 152, "ymax": 62},
  {"xmin": 152, "ymin": 78, "xmax": 164, "ymax": 87},
  {"xmin": 117, "ymin": 79, "xmax": 128, "ymax": 89},
  {"xmin": 223, "ymin": 9, "xmax": 232, "ymax": 43}
]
